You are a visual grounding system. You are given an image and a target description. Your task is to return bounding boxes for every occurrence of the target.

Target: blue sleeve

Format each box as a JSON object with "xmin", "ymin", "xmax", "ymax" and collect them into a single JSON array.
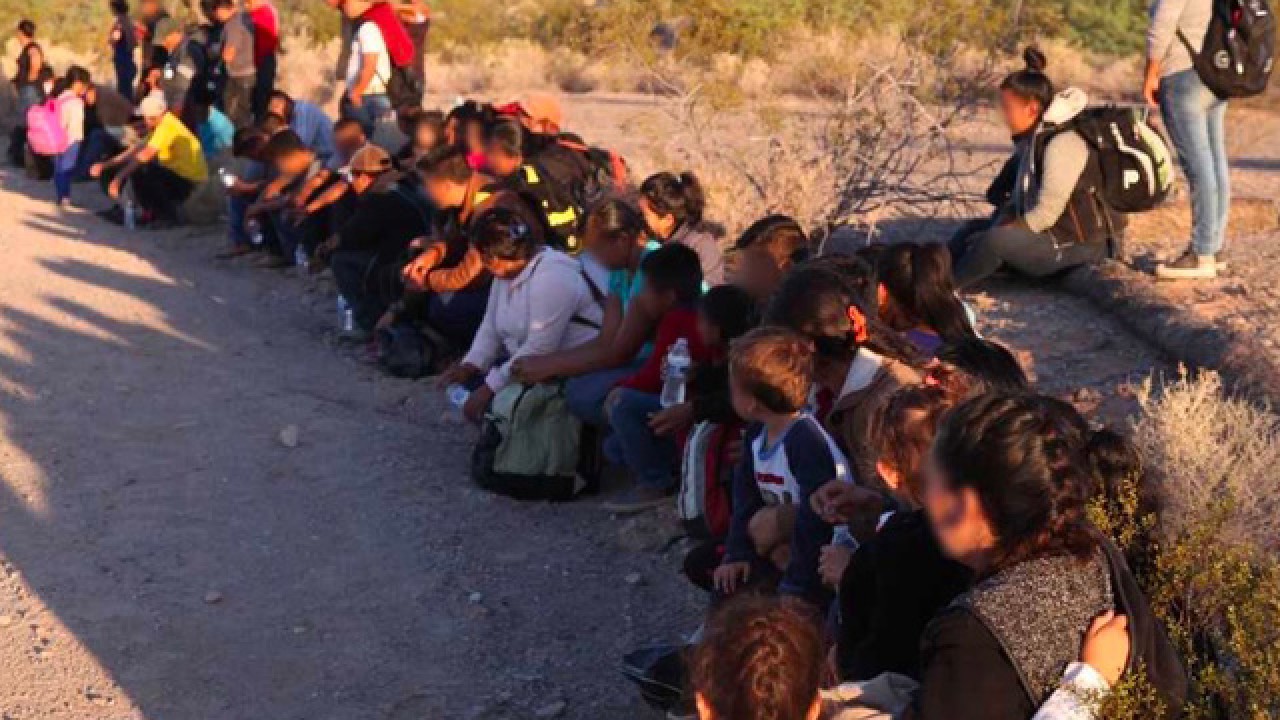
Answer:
[
  {"xmin": 724, "ymin": 425, "xmax": 765, "ymax": 564},
  {"xmin": 778, "ymin": 422, "xmax": 838, "ymax": 603}
]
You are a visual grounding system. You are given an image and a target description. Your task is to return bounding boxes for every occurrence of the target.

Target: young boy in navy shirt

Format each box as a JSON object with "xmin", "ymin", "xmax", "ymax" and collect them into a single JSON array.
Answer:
[{"xmin": 714, "ymin": 327, "xmax": 851, "ymax": 606}]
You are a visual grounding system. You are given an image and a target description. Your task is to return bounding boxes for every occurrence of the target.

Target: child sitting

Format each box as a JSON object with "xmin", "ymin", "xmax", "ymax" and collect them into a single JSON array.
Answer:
[
  {"xmin": 714, "ymin": 327, "xmax": 851, "ymax": 607},
  {"xmin": 602, "ymin": 243, "xmax": 708, "ymax": 514}
]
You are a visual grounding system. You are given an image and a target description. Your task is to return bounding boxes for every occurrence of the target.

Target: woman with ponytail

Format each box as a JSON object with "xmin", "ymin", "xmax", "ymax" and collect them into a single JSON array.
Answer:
[
  {"xmin": 639, "ymin": 171, "xmax": 725, "ymax": 286},
  {"xmin": 949, "ymin": 47, "xmax": 1116, "ymax": 289},
  {"xmin": 907, "ymin": 392, "xmax": 1185, "ymax": 720},
  {"xmin": 876, "ymin": 243, "xmax": 977, "ymax": 356}
]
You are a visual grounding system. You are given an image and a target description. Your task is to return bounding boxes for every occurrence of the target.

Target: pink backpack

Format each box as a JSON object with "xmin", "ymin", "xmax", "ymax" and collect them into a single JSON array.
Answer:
[{"xmin": 26, "ymin": 96, "xmax": 71, "ymax": 157}]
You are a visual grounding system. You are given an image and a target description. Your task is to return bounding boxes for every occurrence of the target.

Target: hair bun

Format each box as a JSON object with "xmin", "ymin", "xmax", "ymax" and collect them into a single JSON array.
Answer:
[{"xmin": 1023, "ymin": 46, "xmax": 1048, "ymax": 73}]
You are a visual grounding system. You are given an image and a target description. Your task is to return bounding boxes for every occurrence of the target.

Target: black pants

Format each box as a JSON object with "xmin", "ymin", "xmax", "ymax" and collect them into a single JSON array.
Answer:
[
  {"xmin": 331, "ymin": 250, "xmax": 404, "ymax": 332},
  {"xmin": 950, "ymin": 218, "xmax": 1106, "ymax": 289},
  {"xmin": 406, "ymin": 20, "xmax": 429, "ymax": 90},
  {"xmin": 252, "ymin": 54, "xmax": 277, "ymax": 120},
  {"xmin": 102, "ymin": 163, "xmax": 195, "ymax": 221},
  {"xmin": 682, "ymin": 539, "xmax": 780, "ymax": 605}
]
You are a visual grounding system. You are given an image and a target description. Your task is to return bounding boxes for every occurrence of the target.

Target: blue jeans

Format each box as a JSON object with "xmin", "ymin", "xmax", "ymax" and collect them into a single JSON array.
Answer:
[
  {"xmin": 54, "ymin": 142, "xmax": 81, "ymax": 203},
  {"xmin": 606, "ymin": 388, "xmax": 679, "ymax": 491},
  {"xmin": 1160, "ymin": 69, "xmax": 1230, "ymax": 256},
  {"xmin": 228, "ymin": 194, "xmax": 251, "ymax": 247},
  {"xmin": 340, "ymin": 93, "xmax": 393, "ymax": 139},
  {"xmin": 565, "ymin": 361, "xmax": 645, "ymax": 427}
]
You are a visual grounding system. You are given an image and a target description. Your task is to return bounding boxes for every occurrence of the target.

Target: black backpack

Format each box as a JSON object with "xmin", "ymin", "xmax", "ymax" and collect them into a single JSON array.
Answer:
[
  {"xmin": 1053, "ymin": 106, "xmax": 1175, "ymax": 214},
  {"xmin": 556, "ymin": 138, "xmax": 630, "ymax": 211},
  {"xmin": 1180, "ymin": 0, "xmax": 1276, "ymax": 99}
]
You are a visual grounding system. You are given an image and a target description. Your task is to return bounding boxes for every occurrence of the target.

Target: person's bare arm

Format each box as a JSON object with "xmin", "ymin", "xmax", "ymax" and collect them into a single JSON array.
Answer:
[
  {"xmin": 304, "ymin": 180, "xmax": 351, "ymax": 215},
  {"xmin": 533, "ymin": 293, "xmax": 658, "ymax": 378},
  {"xmin": 292, "ymin": 169, "xmax": 333, "ymax": 209},
  {"xmin": 348, "ymin": 53, "xmax": 378, "ymax": 103}
]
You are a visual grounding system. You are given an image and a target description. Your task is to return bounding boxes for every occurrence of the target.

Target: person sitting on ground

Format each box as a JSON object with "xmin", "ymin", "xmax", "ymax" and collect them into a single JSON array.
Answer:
[
  {"xmin": 439, "ymin": 207, "xmax": 604, "ymax": 423},
  {"xmin": 602, "ymin": 244, "xmax": 710, "ymax": 513},
  {"xmin": 281, "ymin": 118, "xmax": 368, "ymax": 238},
  {"xmin": 394, "ymin": 109, "xmax": 444, "ymax": 173},
  {"xmin": 315, "ymin": 145, "xmax": 433, "ymax": 340},
  {"xmin": 485, "ymin": 117, "xmax": 582, "ymax": 254},
  {"xmin": 906, "ymin": 392, "xmax": 1187, "ymax": 720},
  {"xmin": 639, "ymin": 172, "xmax": 725, "ymax": 286},
  {"xmin": 221, "ymin": 127, "xmax": 271, "ymax": 258},
  {"xmin": 50, "ymin": 67, "xmax": 92, "ymax": 209},
  {"xmin": 246, "ymin": 130, "xmax": 330, "ymax": 267},
  {"xmin": 91, "ymin": 93, "xmax": 209, "ymax": 228},
  {"xmin": 444, "ymin": 100, "xmax": 495, "ymax": 172},
  {"xmin": 876, "ymin": 243, "xmax": 978, "ymax": 357},
  {"xmin": 949, "ymin": 48, "xmax": 1118, "ymax": 289},
  {"xmin": 73, "ymin": 82, "xmax": 133, "ymax": 180},
  {"xmin": 731, "ymin": 215, "xmax": 811, "ymax": 307},
  {"xmin": 508, "ymin": 200, "xmax": 667, "ymax": 427},
  {"xmin": 713, "ymin": 327, "xmax": 852, "ymax": 607},
  {"xmin": 267, "ymin": 90, "xmax": 338, "ymax": 168}
]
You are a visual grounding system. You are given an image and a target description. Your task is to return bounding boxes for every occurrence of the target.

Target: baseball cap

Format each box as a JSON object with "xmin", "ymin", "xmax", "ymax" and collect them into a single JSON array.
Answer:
[
  {"xmin": 139, "ymin": 93, "xmax": 168, "ymax": 118},
  {"xmin": 153, "ymin": 16, "xmax": 182, "ymax": 42},
  {"xmin": 347, "ymin": 145, "xmax": 393, "ymax": 176},
  {"xmin": 515, "ymin": 92, "xmax": 564, "ymax": 129}
]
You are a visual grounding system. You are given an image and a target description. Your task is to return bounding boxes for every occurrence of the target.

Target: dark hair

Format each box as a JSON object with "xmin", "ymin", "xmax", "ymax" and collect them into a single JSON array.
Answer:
[
  {"xmin": 640, "ymin": 172, "xmax": 705, "ymax": 229},
  {"xmin": 872, "ymin": 384, "xmax": 957, "ymax": 506},
  {"xmin": 640, "ymin": 243, "xmax": 703, "ymax": 305},
  {"xmin": 486, "ymin": 117, "xmax": 525, "ymax": 159},
  {"xmin": 268, "ymin": 90, "xmax": 295, "ymax": 123},
  {"xmin": 766, "ymin": 263, "xmax": 918, "ymax": 369},
  {"xmin": 259, "ymin": 112, "xmax": 289, "ymax": 136},
  {"xmin": 933, "ymin": 392, "xmax": 1100, "ymax": 574},
  {"xmin": 110, "ymin": 0, "xmax": 130, "ymax": 14},
  {"xmin": 691, "ymin": 595, "xmax": 824, "ymax": 720},
  {"xmin": 584, "ymin": 198, "xmax": 645, "ymax": 245},
  {"xmin": 419, "ymin": 145, "xmax": 473, "ymax": 183},
  {"xmin": 1000, "ymin": 46, "xmax": 1055, "ymax": 115},
  {"xmin": 735, "ymin": 214, "xmax": 811, "ymax": 266},
  {"xmin": 471, "ymin": 206, "xmax": 543, "ymax": 262},
  {"xmin": 264, "ymin": 129, "xmax": 309, "ymax": 163},
  {"xmin": 211, "ymin": 0, "xmax": 235, "ymax": 10},
  {"xmin": 232, "ymin": 126, "xmax": 269, "ymax": 157},
  {"xmin": 18, "ymin": 20, "xmax": 35, "ymax": 37},
  {"xmin": 878, "ymin": 243, "xmax": 977, "ymax": 346},
  {"xmin": 447, "ymin": 100, "xmax": 496, "ymax": 150},
  {"xmin": 934, "ymin": 337, "xmax": 1029, "ymax": 394},
  {"xmin": 700, "ymin": 285, "xmax": 760, "ymax": 347},
  {"xmin": 333, "ymin": 117, "xmax": 366, "ymax": 138},
  {"xmin": 64, "ymin": 65, "xmax": 91, "ymax": 87},
  {"xmin": 1083, "ymin": 429, "xmax": 1158, "ymax": 574},
  {"xmin": 730, "ymin": 327, "xmax": 814, "ymax": 415}
]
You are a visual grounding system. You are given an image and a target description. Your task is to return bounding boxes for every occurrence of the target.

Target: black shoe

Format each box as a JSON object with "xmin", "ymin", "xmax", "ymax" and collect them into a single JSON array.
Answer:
[{"xmin": 97, "ymin": 205, "xmax": 125, "ymax": 226}]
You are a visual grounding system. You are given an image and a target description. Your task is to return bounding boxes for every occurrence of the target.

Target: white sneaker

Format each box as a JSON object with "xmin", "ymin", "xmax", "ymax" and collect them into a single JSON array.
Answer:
[{"xmin": 1156, "ymin": 251, "xmax": 1218, "ymax": 280}]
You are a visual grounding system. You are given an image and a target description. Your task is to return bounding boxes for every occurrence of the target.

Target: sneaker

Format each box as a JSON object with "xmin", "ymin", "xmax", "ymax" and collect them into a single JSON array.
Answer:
[
  {"xmin": 1155, "ymin": 250, "xmax": 1218, "ymax": 280},
  {"xmin": 603, "ymin": 484, "xmax": 671, "ymax": 515}
]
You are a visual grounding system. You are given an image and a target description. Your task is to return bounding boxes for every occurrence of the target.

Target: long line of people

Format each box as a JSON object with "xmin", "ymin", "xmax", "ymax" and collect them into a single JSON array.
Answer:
[{"xmin": 9, "ymin": 4, "xmax": 1219, "ymax": 715}]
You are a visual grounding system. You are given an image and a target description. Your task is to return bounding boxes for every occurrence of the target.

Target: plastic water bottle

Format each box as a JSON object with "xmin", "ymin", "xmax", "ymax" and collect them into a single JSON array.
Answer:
[
  {"xmin": 337, "ymin": 295, "xmax": 355, "ymax": 333},
  {"xmin": 660, "ymin": 338, "xmax": 692, "ymax": 408},
  {"xmin": 123, "ymin": 199, "xmax": 137, "ymax": 230},
  {"xmin": 446, "ymin": 384, "xmax": 470, "ymax": 410},
  {"xmin": 294, "ymin": 243, "xmax": 309, "ymax": 269},
  {"xmin": 218, "ymin": 167, "xmax": 237, "ymax": 189},
  {"xmin": 246, "ymin": 218, "xmax": 264, "ymax": 247}
]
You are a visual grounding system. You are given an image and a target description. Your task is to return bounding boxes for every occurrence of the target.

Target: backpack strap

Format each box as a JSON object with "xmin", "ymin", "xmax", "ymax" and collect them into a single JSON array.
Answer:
[{"xmin": 571, "ymin": 266, "xmax": 606, "ymax": 330}]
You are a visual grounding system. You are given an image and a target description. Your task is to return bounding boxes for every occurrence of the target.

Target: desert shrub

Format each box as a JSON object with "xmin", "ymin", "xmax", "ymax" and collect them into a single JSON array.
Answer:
[{"xmin": 1086, "ymin": 370, "xmax": 1280, "ymax": 719}]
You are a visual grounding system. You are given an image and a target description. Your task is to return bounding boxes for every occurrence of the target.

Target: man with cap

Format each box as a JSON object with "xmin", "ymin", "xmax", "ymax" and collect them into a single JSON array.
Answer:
[
  {"xmin": 316, "ymin": 144, "xmax": 435, "ymax": 338},
  {"xmin": 90, "ymin": 93, "xmax": 209, "ymax": 227}
]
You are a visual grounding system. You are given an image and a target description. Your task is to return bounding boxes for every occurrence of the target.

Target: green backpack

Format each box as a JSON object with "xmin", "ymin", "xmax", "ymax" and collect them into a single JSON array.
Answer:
[{"xmin": 471, "ymin": 383, "xmax": 585, "ymax": 502}]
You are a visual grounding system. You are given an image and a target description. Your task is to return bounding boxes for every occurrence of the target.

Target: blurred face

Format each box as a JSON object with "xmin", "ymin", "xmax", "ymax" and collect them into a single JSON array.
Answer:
[
  {"xmin": 413, "ymin": 123, "xmax": 440, "ymax": 151},
  {"xmin": 276, "ymin": 149, "xmax": 314, "ymax": 178},
  {"xmin": 481, "ymin": 253, "xmax": 531, "ymax": 280},
  {"xmin": 921, "ymin": 450, "xmax": 997, "ymax": 569},
  {"xmin": 214, "ymin": 5, "xmax": 234, "ymax": 22},
  {"xmin": 144, "ymin": 112, "xmax": 164, "ymax": 130},
  {"xmin": 267, "ymin": 96, "xmax": 288, "ymax": 120},
  {"xmin": 696, "ymin": 308, "xmax": 722, "ymax": 349},
  {"xmin": 734, "ymin": 246, "xmax": 784, "ymax": 303},
  {"xmin": 335, "ymin": 131, "xmax": 366, "ymax": 161},
  {"xmin": 350, "ymin": 170, "xmax": 378, "ymax": 195},
  {"xmin": 342, "ymin": 0, "xmax": 371, "ymax": 19},
  {"xmin": 423, "ymin": 176, "xmax": 465, "ymax": 209},
  {"xmin": 463, "ymin": 120, "xmax": 486, "ymax": 155},
  {"xmin": 141, "ymin": 0, "xmax": 160, "ymax": 16},
  {"xmin": 639, "ymin": 196, "xmax": 676, "ymax": 240},
  {"xmin": 584, "ymin": 227, "xmax": 638, "ymax": 271},
  {"xmin": 485, "ymin": 144, "xmax": 522, "ymax": 179},
  {"xmin": 999, "ymin": 89, "xmax": 1042, "ymax": 136}
]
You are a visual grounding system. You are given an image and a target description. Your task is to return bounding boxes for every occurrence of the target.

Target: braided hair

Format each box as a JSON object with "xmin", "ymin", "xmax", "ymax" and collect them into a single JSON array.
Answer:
[
  {"xmin": 690, "ymin": 595, "xmax": 825, "ymax": 720},
  {"xmin": 932, "ymin": 392, "xmax": 1099, "ymax": 575}
]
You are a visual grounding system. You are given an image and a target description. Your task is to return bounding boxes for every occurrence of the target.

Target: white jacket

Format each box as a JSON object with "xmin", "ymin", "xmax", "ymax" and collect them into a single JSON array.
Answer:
[{"xmin": 463, "ymin": 249, "xmax": 604, "ymax": 392}]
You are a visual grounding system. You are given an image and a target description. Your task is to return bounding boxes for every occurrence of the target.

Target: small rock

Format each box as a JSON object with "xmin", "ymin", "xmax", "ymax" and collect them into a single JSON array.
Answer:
[
  {"xmin": 468, "ymin": 591, "xmax": 484, "ymax": 604},
  {"xmin": 204, "ymin": 591, "xmax": 224, "ymax": 605},
  {"xmin": 278, "ymin": 425, "xmax": 300, "ymax": 448},
  {"xmin": 0, "ymin": 615, "xmax": 11, "ymax": 628},
  {"xmin": 624, "ymin": 572, "xmax": 643, "ymax": 586},
  {"xmin": 534, "ymin": 700, "xmax": 567, "ymax": 718}
]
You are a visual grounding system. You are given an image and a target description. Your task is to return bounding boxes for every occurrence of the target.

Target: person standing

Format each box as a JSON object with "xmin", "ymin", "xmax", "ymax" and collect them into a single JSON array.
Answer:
[
  {"xmin": 245, "ymin": 0, "xmax": 280, "ymax": 120},
  {"xmin": 12, "ymin": 20, "xmax": 51, "ymax": 113},
  {"xmin": 396, "ymin": 0, "xmax": 430, "ymax": 93},
  {"xmin": 211, "ymin": 0, "xmax": 257, "ymax": 129},
  {"xmin": 340, "ymin": 0, "xmax": 394, "ymax": 138},
  {"xmin": 1146, "ymin": 0, "xmax": 1230, "ymax": 280},
  {"xmin": 108, "ymin": 1, "xmax": 139, "ymax": 100},
  {"xmin": 52, "ymin": 67, "xmax": 91, "ymax": 209}
]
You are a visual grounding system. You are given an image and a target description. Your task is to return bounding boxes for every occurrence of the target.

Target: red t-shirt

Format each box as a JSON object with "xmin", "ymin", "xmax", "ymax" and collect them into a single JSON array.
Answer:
[
  {"xmin": 619, "ymin": 307, "xmax": 712, "ymax": 395},
  {"xmin": 249, "ymin": 2, "xmax": 280, "ymax": 65}
]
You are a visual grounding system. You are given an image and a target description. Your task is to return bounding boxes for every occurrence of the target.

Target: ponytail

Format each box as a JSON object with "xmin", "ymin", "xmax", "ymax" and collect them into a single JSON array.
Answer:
[
  {"xmin": 640, "ymin": 171, "xmax": 706, "ymax": 229},
  {"xmin": 879, "ymin": 243, "xmax": 977, "ymax": 346}
]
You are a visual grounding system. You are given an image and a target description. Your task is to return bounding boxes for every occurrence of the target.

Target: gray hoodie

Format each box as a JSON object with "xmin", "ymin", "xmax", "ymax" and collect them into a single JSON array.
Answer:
[
  {"xmin": 1147, "ymin": 0, "xmax": 1214, "ymax": 77},
  {"xmin": 1013, "ymin": 88, "xmax": 1092, "ymax": 237}
]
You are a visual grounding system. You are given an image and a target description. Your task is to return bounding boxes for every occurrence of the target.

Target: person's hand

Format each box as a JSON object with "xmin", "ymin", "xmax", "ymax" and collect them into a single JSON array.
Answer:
[
  {"xmin": 713, "ymin": 562, "xmax": 751, "ymax": 595},
  {"xmin": 1082, "ymin": 611, "xmax": 1130, "ymax": 687},
  {"xmin": 436, "ymin": 362, "xmax": 481, "ymax": 390},
  {"xmin": 107, "ymin": 178, "xmax": 122, "ymax": 200},
  {"xmin": 462, "ymin": 383, "xmax": 494, "ymax": 424},
  {"xmin": 1142, "ymin": 61, "xmax": 1162, "ymax": 107},
  {"xmin": 649, "ymin": 403, "xmax": 694, "ymax": 437},
  {"xmin": 89, "ymin": 162, "xmax": 104, "ymax": 179},
  {"xmin": 811, "ymin": 481, "xmax": 884, "ymax": 525},
  {"xmin": 819, "ymin": 544, "xmax": 853, "ymax": 588},
  {"xmin": 347, "ymin": 90, "xmax": 364, "ymax": 108},
  {"xmin": 511, "ymin": 355, "xmax": 555, "ymax": 385},
  {"xmin": 401, "ymin": 254, "xmax": 437, "ymax": 293}
]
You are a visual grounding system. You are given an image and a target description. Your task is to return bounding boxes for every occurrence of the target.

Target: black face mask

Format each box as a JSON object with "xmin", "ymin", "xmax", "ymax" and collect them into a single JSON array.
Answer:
[{"xmin": 812, "ymin": 333, "xmax": 854, "ymax": 362}]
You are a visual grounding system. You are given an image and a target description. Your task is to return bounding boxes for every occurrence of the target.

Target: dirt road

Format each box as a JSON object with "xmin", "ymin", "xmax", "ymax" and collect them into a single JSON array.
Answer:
[{"xmin": 0, "ymin": 164, "xmax": 1162, "ymax": 719}]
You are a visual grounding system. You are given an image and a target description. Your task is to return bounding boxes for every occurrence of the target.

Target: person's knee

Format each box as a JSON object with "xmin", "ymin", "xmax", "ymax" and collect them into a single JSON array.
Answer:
[{"xmin": 748, "ymin": 507, "xmax": 789, "ymax": 557}]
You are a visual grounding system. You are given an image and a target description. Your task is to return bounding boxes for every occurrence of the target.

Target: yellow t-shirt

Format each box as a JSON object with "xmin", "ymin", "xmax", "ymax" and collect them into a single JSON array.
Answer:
[{"xmin": 146, "ymin": 113, "xmax": 208, "ymax": 185}]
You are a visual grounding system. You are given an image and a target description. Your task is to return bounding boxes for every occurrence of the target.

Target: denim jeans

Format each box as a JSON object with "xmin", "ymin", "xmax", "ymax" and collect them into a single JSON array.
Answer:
[
  {"xmin": 227, "ymin": 194, "xmax": 252, "ymax": 248},
  {"xmin": 1160, "ymin": 69, "xmax": 1230, "ymax": 256},
  {"xmin": 73, "ymin": 128, "xmax": 120, "ymax": 181},
  {"xmin": 53, "ymin": 142, "xmax": 80, "ymax": 203},
  {"xmin": 340, "ymin": 93, "xmax": 393, "ymax": 139},
  {"xmin": 952, "ymin": 224, "xmax": 1106, "ymax": 288},
  {"xmin": 565, "ymin": 361, "xmax": 645, "ymax": 427},
  {"xmin": 606, "ymin": 388, "xmax": 680, "ymax": 492}
]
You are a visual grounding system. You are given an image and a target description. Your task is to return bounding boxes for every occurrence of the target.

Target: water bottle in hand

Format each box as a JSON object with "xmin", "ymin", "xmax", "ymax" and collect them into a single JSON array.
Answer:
[
  {"xmin": 246, "ymin": 218, "xmax": 265, "ymax": 247},
  {"xmin": 660, "ymin": 338, "xmax": 692, "ymax": 408},
  {"xmin": 123, "ymin": 199, "xmax": 137, "ymax": 230},
  {"xmin": 337, "ymin": 295, "xmax": 355, "ymax": 334},
  {"xmin": 294, "ymin": 243, "xmax": 309, "ymax": 269}
]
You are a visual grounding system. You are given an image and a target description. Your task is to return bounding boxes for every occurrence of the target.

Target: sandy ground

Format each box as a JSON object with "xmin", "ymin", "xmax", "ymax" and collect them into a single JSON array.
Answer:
[{"xmin": 0, "ymin": 94, "xmax": 1178, "ymax": 718}]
